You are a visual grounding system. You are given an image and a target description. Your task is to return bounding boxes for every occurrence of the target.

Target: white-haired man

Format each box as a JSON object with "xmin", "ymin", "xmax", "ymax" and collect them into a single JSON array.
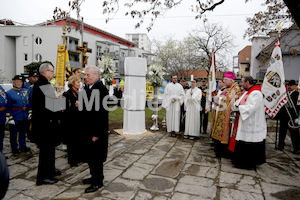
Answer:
[
  {"xmin": 32, "ymin": 63, "xmax": 60, "ymax": 185},
  {"xmin": 80, "ymin": 66, "xmax": 109, "ymax": 193}
]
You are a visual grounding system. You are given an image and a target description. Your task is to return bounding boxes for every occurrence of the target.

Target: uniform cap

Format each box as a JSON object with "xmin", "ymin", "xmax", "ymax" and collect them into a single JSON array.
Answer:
[
  {"xmin": 12, "ymin": 75, "xmax": 24, "ymax": 82},
  {"xmin": 288, "ymin": 80, "xmax": 297, "ymax": 85}
]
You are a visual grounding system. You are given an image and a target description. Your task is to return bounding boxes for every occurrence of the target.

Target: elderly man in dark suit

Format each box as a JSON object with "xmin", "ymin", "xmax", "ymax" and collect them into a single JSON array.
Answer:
[
  {"xmin": 32, "ymin": 63, "xmax": 61, "ymax": 185},
  {"xmin": 80, "ymin": 65, "xmax": 109, "ymax": 193}
]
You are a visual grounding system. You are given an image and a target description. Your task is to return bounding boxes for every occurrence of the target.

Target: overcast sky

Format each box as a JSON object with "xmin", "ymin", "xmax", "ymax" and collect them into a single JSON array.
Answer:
[{"xmin": 1, "ymin": 0, "xmax": 268, "ymax": 69}]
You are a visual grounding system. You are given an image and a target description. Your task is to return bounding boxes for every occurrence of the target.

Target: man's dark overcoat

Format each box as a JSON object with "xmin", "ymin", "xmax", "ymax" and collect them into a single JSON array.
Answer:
[{"xmin": 81, "ymin": 80, "xmax": 109, "ymax": 163}]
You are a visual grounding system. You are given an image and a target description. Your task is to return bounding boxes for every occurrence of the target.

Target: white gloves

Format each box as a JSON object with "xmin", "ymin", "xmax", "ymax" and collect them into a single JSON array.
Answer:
[
  {"xmin": 5, "ymin": 117, "xmax": 9, "ymax": 124},
  {"xmin": 28, "ymin": 113, "xmax": 32, "ymax": 120},
  {"xmin": 8, "ymin": 119, "xmax": 15, "ymax": 125}
]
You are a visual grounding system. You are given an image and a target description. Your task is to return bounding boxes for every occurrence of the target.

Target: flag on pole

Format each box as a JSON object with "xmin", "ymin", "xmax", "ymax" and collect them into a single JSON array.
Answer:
[
  {"xmin": 65, "ymin": 48, "xmax": 71, "ymax": 78},
  {"xmin": 205, "ymin": 44, "xmax": 217, "ymax": 113},
  {"xmin": 261, "ymin": 39, "xmax": 287, "ymax": 118},
  {"xmin": 56, "ymin": 44, "xmax": 66, "ymax": 88}
]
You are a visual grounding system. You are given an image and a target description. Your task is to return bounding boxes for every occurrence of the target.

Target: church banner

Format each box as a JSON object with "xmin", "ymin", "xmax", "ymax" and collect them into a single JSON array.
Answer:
[
  {"xmin": 56, "ymin": 44, "xmax": 66, "ymax": 88},
  {"xmin": 205, "ymin": 45, "xmax": 217, "ymax": 113},
  {"xmin": 261, "ymin": 39, "xmax": 287, "ymax": 118}
]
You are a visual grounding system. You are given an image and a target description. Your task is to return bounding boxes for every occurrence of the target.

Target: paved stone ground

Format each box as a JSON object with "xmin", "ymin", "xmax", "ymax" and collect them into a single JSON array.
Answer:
[{"xmin": 2, "ymin": 120, "xmax": 300, "ymax": 200}]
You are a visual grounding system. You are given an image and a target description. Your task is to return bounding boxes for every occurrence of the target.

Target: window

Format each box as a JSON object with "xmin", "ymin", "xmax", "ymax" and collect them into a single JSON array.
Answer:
[
  {"xmin": 35, "ymin": 37, "xmax": 42, "ymax": 45},
  {"xmin": 245, "ymin": 67, "xmax": 250, "ymax": 72},
  {"xmin": 24, "ymin": 53, "xmax": 28, "ymax": 62},
  {"xmin": 35, "ymin": 54, "xmax": 42, "ymax": 62},
  {"xmin": 23, "ymin": 36, "xmax": 28, "ymax": 46},
  {"xmin": 97, "ymin": 46, "xmax": 102, "ymax": 57}
]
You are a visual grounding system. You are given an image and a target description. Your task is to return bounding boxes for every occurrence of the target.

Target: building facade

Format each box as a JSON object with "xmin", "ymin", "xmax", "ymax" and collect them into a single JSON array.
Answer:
[
  {"xmin": 250, "ymin": 24, "xmax": 300, "ymax": 80},
  {"xmin": 125, "ymin": 33, "xmax": 151, "ymax": 52},
  {"xmin": 0, "ymin": 18, "xmax": 151, "ymax": 82},
  {"xmin": 238, "ymin": 45, "xmax": 251, "ymax": 77}
]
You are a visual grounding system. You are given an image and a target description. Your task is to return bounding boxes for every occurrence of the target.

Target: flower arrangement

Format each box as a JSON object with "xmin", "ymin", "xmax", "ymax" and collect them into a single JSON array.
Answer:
[
  {"xmin": 148, "ymin": 63, "xmax": 165, "ymax": 87},
  {"xmin": 97, "ymin": 56, "xmax": 115, "ymax": 85}
]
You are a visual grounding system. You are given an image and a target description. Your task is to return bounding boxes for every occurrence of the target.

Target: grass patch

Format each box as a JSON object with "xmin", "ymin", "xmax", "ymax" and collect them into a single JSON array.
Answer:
[{"xmin": 109, "ymin": 106, "xmax": 166, "ymax": 129}]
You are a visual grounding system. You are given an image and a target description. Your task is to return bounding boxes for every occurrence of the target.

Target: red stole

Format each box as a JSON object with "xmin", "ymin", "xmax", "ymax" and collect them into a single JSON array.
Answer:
[{"xmin": 228, "ymin": 85, "xmax": 261, "ymax": 152}]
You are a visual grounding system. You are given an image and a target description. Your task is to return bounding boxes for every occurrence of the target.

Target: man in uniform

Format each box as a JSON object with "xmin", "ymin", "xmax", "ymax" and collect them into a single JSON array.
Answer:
[
  {"xmin": 0, "ymin": 85, "xmax": 8, "ymax": 153},
  {"xmin": 211, "ymin": 71, "xmax": 241, "ymax": 158},
  {"xmin": 277, "ymin": 80, "xmax": 300, "ymax": 154},
  {"xmin": 199, "ymin": 79, "xmax": 208, "ymax": 134},
  {"xmin": 162, "ymin": 75, "xmax": 185, "ymax": 136},
  {"xmin": 23, "ymin": 70, "xmax": 38, "ymax": 89},
  {"xmin": 81, "ymin": 66, "xmax": 109, "ymax": 193},
  {"xmin": 6, "ymin": 75, "xmax": 31, "ymax": 155}
]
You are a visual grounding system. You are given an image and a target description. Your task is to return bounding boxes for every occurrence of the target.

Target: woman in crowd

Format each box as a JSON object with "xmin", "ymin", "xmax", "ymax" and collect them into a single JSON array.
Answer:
[{"xmin": 62, "ymin": 75, "xmax": 82, "ymax": 166}]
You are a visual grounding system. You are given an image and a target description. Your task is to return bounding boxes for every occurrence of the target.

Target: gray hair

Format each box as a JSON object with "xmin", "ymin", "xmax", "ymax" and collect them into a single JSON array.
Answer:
[
  {"xmin": 39, "ymin": 63, "xmax": 52, "ymax": 74},
  {"xmin": 85, "ymin": 65, "xmax": 100, "ymax": 77}
]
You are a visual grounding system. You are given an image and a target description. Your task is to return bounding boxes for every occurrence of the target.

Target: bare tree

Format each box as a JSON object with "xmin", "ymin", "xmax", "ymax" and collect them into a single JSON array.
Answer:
[
  {"xmin": 54, "ymin": 0, "xmax": 298, "ymax": 37},
  {"xmin": 189, "ymin": 22, "xmax": 235, "ymax": 73},
  {"xmin": 152, "ymin": 36, "xmax": 204, "ymax": 77},
  {"xmin": 0, "ymin": 69, "xmax": 10, "ymax": 83},
  {"xmin": 244, "ymin": 0, "xmax": 295, "ymax": 39}
]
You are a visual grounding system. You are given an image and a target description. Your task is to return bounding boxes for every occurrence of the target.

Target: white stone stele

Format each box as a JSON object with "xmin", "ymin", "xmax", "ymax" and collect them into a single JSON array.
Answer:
[{"xmin": 123, "ymin": 57, "xmax": 147, "ymax": 135}]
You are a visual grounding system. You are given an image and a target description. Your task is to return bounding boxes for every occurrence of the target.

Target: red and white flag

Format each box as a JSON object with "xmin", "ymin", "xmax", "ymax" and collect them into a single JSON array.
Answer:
[
  {"xmin": 261, "ymin": 39, "xmax": 287, "ymax": 118},
  {"xmin": 205, "ymin": 44, "xmax": 217, "ymax": 113}
]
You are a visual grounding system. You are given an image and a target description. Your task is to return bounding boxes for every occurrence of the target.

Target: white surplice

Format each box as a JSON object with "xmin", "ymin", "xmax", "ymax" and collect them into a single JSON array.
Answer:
[
  {"xmin": 184, "ymin": 87, "xmax": 202, "ymax": 137},
  {"xmin": 234, "ymin": 90, "xmax": 267, "ymax": 142},
  {"xmin": 162, "ymin": 82, "xmax": 185, "ymax": 132}
]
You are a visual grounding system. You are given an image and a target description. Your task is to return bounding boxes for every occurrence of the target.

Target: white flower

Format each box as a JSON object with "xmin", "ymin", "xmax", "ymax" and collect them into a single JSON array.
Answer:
[
  {"xmin": 97, "ymin": 56, "xmax": 114, "ymax": 85},
  {"xmin": 148, "ymin": 63, "xmax": 165, "ymax": 87}
]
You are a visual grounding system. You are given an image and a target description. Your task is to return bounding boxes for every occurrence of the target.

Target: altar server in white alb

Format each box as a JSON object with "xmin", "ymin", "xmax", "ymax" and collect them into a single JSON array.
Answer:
[
  {"xmin": 162, "ymin": 75, "xmax": 185, "ymax": 136},
  {"xmin": 184, "ymin": 78, "xmax": 202, "ymax": 140},
  {"xmin": 230, "ymin": 76, "xmax": 267, "ymax": 169}
]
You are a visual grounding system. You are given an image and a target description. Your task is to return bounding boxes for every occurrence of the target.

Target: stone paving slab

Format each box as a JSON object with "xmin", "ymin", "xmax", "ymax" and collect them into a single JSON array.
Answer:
[{"xmin": 2, "ymin": 122, "xmax": 300, "ymax": 200}]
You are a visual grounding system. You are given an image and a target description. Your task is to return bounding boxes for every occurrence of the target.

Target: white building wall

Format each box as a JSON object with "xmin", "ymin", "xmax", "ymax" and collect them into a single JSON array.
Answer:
[
  {"xmin": 251, "ymin": 28, "xmax": 300, "ymax": 80},
  {"xmin": 250, "ymin": 36, "xmax": 274, "ymax": 78},
  {"xmin": 0, "ymin": 25, "xmax": 150, "ymax": 81}
]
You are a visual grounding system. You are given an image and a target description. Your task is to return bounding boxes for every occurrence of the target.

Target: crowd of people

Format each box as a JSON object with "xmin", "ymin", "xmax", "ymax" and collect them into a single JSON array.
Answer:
[
  {"xmin": 162, "ymin": 72, "xmax": 300, "ymax": 170},
  {"xmin": 0, "ymin": 63, "xmax": 108, "ymax": 194},
  {"xmin": 0, "ymin": 64, "xmax": 299, "ymax": 197}
]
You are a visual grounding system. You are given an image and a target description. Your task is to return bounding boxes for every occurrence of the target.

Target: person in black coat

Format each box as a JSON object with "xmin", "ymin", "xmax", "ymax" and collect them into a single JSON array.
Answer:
[
  {"xmin": 80, "ymin": 65, "xmax": 109, "ymax": 193},
  {"xmin": 277, "ymin": 80, "xmax": 300, "ymax": 154},
  {"xmin": 32, "ymin": 63, "xmax": 60, "ymax": 185},
  {"xmin": 62, "ymin": 75, "xmax": 82, "ymax": 166},
  {"xmin": 199, "ymin": 79, "xmax": 208, "ymax": 134},
  {"xmin": 0, "ymin": 152, "xmax": 9, "ymax": 199}
]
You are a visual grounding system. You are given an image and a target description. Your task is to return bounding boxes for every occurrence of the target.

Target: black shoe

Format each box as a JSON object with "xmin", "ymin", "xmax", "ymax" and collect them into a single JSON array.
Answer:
[
  {"xmin": 82, "ymin": 178, "xmax": 92, "ymax": 184},
  {"xmin": 184, "ymin": 135, "xmax": 189, "ymax": 139},
  {"xmin": 36, "ymin": 178, "xmax": 58, "ymax": 186},
  {"xmin": 85, "ymin": 184, "xmax": 103, "ymax": 193},
  {"xmin": 292, "ymin": 150, "xmax": 300, "ymax": 155},
  {"xmin": 276, "ymin": 146, "xmax": 284, "ymax": 151},
  {"xmin": 189, "ymin": 136, "xmax": 195, "ymax": 140},
  {"xmin": 54, "ymin": 170, "xmax": 62, "ymax": 177},
  {"xmin": 19, "ymin": 146, "xmax": 31, "ymax": 153},
  {"xmin": 70, "ymin": 162, "xmax": 79, "ymax": 167},
  {"xmin": 12, "ymin": 149, "xmax": 19, "ymax": 155}
]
